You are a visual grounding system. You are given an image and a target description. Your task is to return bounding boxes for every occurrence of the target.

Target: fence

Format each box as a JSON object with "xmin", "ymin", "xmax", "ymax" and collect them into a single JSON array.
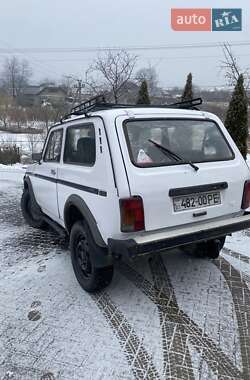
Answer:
[{"xmin": 0, "ymin": 139, "xmax": 45, "ymax": 155}]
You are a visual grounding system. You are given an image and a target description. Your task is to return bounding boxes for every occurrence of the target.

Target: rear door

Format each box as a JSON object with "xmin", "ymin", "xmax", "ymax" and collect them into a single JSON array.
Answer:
[
  {"xmin": 32, "ymin": 128, "xmax": 63, "ymax": 219},
  {"xmin": 116, "ymin": 115, "xmax": 248, "ymax": 232},
  {"xmin": 57, "ymin": 118, "xmax": 119, "ymax": 242}
]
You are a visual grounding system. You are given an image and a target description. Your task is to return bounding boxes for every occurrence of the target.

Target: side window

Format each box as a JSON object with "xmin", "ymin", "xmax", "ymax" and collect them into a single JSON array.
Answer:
[
  {"xmin": 44, "ymin": 129, "xmax": 63, "ymax": 162},
  {"xmin": 64, "ymin": 124, "xmax": 96, "ymax": 166}
]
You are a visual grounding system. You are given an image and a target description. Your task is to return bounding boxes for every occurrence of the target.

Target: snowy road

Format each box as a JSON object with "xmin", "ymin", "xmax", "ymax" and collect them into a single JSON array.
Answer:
[{"xmin": 1, "ymin": 178, "xmax": 250, "ymax": 380}]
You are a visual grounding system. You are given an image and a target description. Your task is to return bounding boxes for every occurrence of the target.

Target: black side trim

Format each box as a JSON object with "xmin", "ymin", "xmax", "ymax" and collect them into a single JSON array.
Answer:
[
  {"xmin": 26, "ymin": 172, "xmax": 107, "ymax": 197},
  {"xmin": 169, "ymin": 182, "xmax": 228, "ymax": 197},
  {"xmin": 27, "ymin": 172, "xmax": 57, "ymax": 183},
  {"xmin": 42, "ymin": 215, "xmax": 67, "ymax": 238}
]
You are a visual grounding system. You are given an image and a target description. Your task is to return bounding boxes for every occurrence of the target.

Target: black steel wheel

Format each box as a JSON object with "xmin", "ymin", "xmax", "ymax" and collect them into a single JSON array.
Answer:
[
  {"xmin": 75, "ymin": 230, "xmax": 92, "ymax": 279},
  {"xmin": 70, "ymin": 220, "xmax": 113, "ymax": 293}
]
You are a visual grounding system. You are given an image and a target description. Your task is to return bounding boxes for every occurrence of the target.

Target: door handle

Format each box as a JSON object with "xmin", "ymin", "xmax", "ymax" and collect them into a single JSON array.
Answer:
[{"xmin": 50, "ymin": 169, "xmax": 56, "ymax": 176}]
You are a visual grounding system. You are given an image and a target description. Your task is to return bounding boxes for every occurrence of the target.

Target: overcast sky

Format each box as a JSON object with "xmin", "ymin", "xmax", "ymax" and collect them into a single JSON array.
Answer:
[{"xmin": 0, "ymin": 0, "xmax": 249, "ymax": 88}]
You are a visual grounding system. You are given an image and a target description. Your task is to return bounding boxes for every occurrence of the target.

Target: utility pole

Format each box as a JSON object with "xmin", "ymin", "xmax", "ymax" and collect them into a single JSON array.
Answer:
[
  {"xmin": 64, "ymin": 76, "xmax": 85, "ymax": 106},
  {"xmin": 74, "ymin": 79, "xmax": 84, "ymax": 104}
]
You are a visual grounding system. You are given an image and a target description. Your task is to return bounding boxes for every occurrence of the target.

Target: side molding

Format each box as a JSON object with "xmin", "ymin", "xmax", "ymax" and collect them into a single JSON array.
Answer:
[{"xmin": 64, "ymin": 194, "xmax": 106, "ymax": 248}]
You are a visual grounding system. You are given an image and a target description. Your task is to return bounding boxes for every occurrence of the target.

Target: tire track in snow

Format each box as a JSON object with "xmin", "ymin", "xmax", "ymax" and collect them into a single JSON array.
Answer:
[
  {"xmin": 118, "ymin": 260, "xmax": 242, "ymax": 379},
  {"xmin": 223, "ymin": 247, "xmax": 250, "ymax": 264},
  {"xmin": 148, "ymin": 256, "xmax": 195, "ymax": 380},
  {"xmin": 215, "ymin": 256, "xmax": 250, "ymax": 379},
  {"xmin": 91, "ymin": 291, "xmax": 160, "ymax": 380}
]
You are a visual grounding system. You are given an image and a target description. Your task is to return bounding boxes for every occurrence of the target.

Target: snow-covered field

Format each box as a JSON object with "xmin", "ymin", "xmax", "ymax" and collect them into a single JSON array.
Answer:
[{"xmin": 1, "ymin": 173, "xmax": 250, "ymax": 379}]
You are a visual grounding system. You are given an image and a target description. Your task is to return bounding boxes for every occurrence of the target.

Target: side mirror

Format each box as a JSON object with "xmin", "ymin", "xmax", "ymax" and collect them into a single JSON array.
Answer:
[{"xmin": 32, "ymin": 152, "xmax": 42, "ymax": 162}]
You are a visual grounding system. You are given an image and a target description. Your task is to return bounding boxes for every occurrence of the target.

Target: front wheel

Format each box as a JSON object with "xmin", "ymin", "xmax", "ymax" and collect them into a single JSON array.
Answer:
[
  {"xmin": 70, "ymin": 220, "xmax": 113, "ymax": 293},
  {"xmin": 21, "ymin": 190, "xmax": 45, "ymax": 229}
]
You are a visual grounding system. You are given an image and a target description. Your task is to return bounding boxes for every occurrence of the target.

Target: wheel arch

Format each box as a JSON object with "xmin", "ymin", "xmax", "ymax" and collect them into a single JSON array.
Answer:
[
  {"xmin": 64, "ymin": 194, "xmax": 106, "ymax": 248},
  {"xmin": 22, "ymin": 175, "xmax": 45, "ymax": 228},
  {"xmin": 23, "ymin": 175, "xmax": 41, "ymax": 212},
  {"xmin": 23, "ymin": 175, "xmax": 32, "ymax": 191}
]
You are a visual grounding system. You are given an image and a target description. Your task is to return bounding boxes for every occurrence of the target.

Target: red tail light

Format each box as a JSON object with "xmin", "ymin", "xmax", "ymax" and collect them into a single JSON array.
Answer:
[
  {"xmin": 120, "ymin": 196, "xmax": 145, "ymax": 232},
  {"xmin": 242, "ymin": 181, "xmax": 250, "ymax": 209}
]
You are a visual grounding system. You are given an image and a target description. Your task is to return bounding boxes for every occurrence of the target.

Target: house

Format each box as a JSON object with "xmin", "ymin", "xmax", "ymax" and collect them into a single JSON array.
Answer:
[
  {"xmin": 38, "ymin": 86, "xmax": 67, "ymax": 106},
  {"xmin": 19, "ymin": 85, "xmax": 67, "ymax": 107},
  {"xmin": 19, "ymin": 86, "xmax": 41, "ymax": 107}
]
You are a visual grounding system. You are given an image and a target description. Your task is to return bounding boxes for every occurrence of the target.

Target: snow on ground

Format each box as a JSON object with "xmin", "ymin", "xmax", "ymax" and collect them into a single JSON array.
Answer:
[
  {"xmin": 1, "ymin": 173, "xmax": 250, "ymax": 379},
  {"xmin": 0, "ymin": 164, "xmax": 26, "ymax": 182}
]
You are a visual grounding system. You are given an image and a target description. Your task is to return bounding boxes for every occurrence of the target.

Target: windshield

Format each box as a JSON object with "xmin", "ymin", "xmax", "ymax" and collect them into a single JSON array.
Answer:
[{"xmin": 123, "ymin": 119, "xmax": 234, "ymax": 167}]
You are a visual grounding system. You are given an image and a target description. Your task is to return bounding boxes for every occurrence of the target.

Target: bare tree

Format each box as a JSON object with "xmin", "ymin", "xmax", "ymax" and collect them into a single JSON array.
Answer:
[
  {"xmin": 9, "ymin": 103, "xmax": 27, "ymax": 129},
  {"xmin": 83, "ymin": 69, "xmax": 104, "ymax": 98},
  {"xmin": 26, "ymin": 132, "xmax": 46, "ymax": 155},
  {"xmin": 221, "ymin": 43, "xmax": 249, "ymax": 88},
  {"xmin": 0, "ymin": 95, "xmax": 12, "ymax": 128},
  {"xmin": 61, "ymin": 76, "xmax": 75, "ymax": 102},
  {"xmin": 135, "ymin": 66, "xmax": 159, "ymax": 96},
  {"xmin": 38, "ymin": 103, "xmax": 53, "ymax": 133},
  {"xmin": 86, "ymin": 50, "xmax": 137, "ymax": 103},
  {"xmin": 35, "ymin": 102, "xmax": 59, "ymax": 132},
  {"xmin": 0, "ymin": 56, "xmax": 32, "ymax": 98}
]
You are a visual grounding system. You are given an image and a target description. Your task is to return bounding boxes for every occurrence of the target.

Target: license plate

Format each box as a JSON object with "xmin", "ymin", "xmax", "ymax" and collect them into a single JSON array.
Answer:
[{"xmin": 173, "ymin": 191, "xmax": 221, "ymax": 212}]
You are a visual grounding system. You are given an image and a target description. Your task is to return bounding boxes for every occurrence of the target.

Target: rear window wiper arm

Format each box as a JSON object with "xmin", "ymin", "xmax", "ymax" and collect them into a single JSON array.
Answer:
[{"xmin": 148, "ymin": 139, "xmax": 199, "ymax": 172}]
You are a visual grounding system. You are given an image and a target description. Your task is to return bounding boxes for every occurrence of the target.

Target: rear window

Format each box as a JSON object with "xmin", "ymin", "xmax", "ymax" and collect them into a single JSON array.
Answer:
[{"xmin": 123, "ymin": 119, "xmax": 234, "ymax": 167}]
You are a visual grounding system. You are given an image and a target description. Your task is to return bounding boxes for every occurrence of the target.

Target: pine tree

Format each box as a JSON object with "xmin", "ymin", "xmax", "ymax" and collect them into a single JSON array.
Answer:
[
  {"xmin": 225, "ymin": 74, "xmax": 248, "ymax": 159},
  {"xmin": 137, "ymin": 80, "xmax": 150, "ymax": 105},
  {"xmin": 181, "ymin": 73, "xmax": 193, "ymax": 102}
]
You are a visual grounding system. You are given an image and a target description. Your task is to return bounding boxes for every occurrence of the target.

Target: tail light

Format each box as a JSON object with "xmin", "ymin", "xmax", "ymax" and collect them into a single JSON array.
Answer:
[
  {"xmin": 120, "ymin": 196, "xmax": 145, "ymax": 232},
  {"xmin": 242, "ymin": 181, "xmax": 250, "ymax": 209}
]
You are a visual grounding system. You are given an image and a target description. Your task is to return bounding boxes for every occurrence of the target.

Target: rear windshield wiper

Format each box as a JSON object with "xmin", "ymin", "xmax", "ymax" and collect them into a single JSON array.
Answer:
[{"xmin": 148, "ymin": 139, "xmax": 199, "ymax": 172}]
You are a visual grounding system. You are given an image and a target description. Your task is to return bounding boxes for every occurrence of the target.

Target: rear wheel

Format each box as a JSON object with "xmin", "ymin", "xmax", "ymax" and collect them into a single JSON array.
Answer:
[
  {"xmin": 21, "ymin": 189, "xmax": 45, "ymax": 229},
  {"xmin": 70, "ymin": 220, "xmax": 113, "ymax": 293},
  {"xmin": 208, "ymin": 236, "xmax": 226, "ymax": 258},
  {"xmin": 193, "ymin": 237, "xmax": 226, "ymax": 259}
]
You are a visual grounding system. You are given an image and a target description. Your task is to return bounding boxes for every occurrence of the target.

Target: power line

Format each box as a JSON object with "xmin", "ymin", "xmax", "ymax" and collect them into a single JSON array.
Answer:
[
  {"xmin": 0, "ymin": 51, "xmax": 249, "ymax": 63},
  {"xmin": 0, "ymin": 39, "xmax": 63, "ymax": 79},
  {"xmin": 0, "ymin": 40, "xmax": 249, "ymax": 54}
]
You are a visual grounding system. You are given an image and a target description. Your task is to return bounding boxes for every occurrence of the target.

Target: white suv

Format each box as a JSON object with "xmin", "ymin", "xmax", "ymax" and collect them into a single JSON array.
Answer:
[{"xmin": 21, "ymin": 96, "xmax": 250, "ymax": 292}]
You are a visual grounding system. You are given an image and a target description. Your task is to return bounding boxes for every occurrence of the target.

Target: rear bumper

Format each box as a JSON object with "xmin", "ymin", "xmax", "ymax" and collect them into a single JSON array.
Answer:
[{"xmin": 108, "ymin": 213, "xmax": 250, "ymax": 259}]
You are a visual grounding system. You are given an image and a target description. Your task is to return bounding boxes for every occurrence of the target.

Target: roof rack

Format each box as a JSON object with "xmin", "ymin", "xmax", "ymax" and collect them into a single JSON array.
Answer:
[{"xmin": 60, "ymin": 95, "xmax": 202, "ymax": 122}]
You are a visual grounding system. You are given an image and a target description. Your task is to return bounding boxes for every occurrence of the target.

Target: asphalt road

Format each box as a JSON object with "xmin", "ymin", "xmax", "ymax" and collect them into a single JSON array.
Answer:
[{"xmin": 1, "ymin": 180, "xmax": 250, "ymax": 380}]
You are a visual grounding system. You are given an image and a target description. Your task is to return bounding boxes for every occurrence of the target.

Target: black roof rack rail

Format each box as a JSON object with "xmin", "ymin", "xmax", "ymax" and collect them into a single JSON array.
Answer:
[
  {"xmin": 60, "ymin": 96, "xmax": 203, "ymax": 122},
  {"xmin": 60, "ymin": 95, "xmax": 107, "ymax": 122},
  {"xmin": 166, "ymin": 97, "xmax": 202, "ymax": 109}
]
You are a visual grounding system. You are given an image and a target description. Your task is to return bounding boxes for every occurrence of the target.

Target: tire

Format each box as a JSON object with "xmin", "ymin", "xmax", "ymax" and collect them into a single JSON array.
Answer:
[
  {"xmin": 70, "ymin": 220, "xmax": 113, "ymax": 293},
  {"xmin": 21, "ymin": 189, "xmax": 45, "ymax": 229},
  {"xmin": 192, "ymin": 237, "xmax": 226, "ymax": 259},
  {"xmin": 205, "ymin": 237, "xmax": 226, "ymax": 259}
]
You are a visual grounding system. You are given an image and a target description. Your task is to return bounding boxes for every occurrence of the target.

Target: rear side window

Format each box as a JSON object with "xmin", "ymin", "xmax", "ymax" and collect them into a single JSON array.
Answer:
[
  {"xmin": 123, "ymin": 119, "xmax": 234, "ymax": 167},
  {"xmin": 64, "ymin": 124, "xmax": 96, "ymax": 166},
  {"xmin": 44, "ymin": 129, "xmax": 63, "ymax": 162}
]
